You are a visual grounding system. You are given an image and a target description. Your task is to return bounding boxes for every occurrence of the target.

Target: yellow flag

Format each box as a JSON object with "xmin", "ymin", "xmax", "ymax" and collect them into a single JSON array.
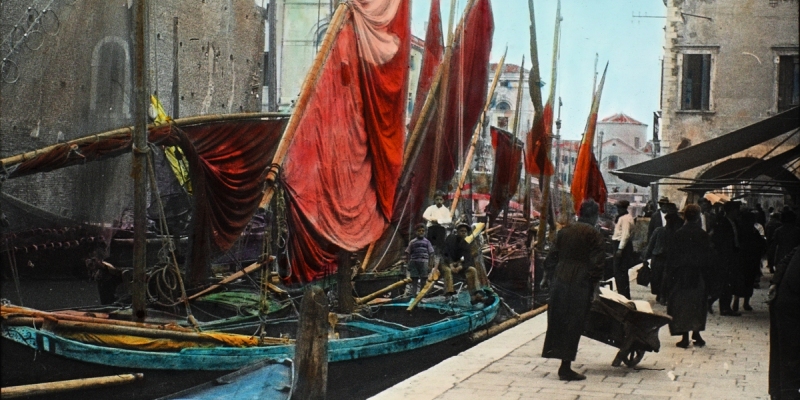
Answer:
[{"xmin": 150, "ymin": 95, "xmax": 192, "ymax": 194}]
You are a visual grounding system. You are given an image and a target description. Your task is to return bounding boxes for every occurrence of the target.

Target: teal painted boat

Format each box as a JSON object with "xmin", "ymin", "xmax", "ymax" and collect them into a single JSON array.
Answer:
[
  {"xmin": 1, "ymin": 291, "xmax": 499, "ymax": 371},
  {"xmin": 158, "ymin": 359, "xmax": 292, "ymax": 400}
]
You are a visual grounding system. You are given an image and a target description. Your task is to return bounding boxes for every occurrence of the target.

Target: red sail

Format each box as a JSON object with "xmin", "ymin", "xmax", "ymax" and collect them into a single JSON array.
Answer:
[
  {"xmin": 487, "ymin": 127, "xmax": 523, "ymax": 220},
  {"xmin": 281, "ymin": 0, "xmax": 410, "ymax": 283},
  {"xmin": 524, "ymin": 100, "xmax": 554, "ymax": 175},
  {"xmin": 402, "ymin": 0, "xmax": 494, "ymax": 224},
  {"xmin": 571, "ymin": 64, "xmax": 609, "ymax": 213},
  {"xmin": 407, "ymin": 0, "xmax": 443, "ymax": 135}
]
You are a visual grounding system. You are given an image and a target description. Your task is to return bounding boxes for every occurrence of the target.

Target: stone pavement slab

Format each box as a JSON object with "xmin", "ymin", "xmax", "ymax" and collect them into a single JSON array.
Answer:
[{"xmin": 372, "ymin": 270, "xmax": 772, "ymax": 400}]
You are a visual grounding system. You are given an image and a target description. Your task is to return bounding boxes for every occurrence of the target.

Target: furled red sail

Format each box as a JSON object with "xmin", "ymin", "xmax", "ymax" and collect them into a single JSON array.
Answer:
[
  {"xmin": 400, "ymin": 0, "xmax": 494, "ymax": 226},
  {"xmin": 571, "ymin": 64, "xmax": 609, "ymax": 213},
  {"xmin": 407, "ymin": 0, "xmax": 443, "ymax": 136},
  {"xmin": 280, "ymin": 0, "xmax": 410, "ymax": 283},
  {"xmin": 4, "ymin": 116, "xmax": 290, "ymax": 283},
  {"xmin": 524, "ymin": 101, "xmax": 554, "ymax": 175},
  {"xmin": 487, "ymin": 127, "xmax": 523, "ymax": 221}
]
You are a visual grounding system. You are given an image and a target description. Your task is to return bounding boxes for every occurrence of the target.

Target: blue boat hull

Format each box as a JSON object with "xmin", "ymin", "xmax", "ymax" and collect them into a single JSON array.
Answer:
[{"xmin": 2, "ymin": 292, "xmax": 499, "ymax": 370}]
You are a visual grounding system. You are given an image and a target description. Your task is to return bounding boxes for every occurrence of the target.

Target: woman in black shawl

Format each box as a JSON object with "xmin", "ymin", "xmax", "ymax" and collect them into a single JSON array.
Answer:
[
  {"xmin": 541, "ymin": 200, "xmax": 606, "ymax": 381},
  {"xmin": 643, "ymin": 212, "xmax": 683, "ymax": 304},
  {"xmin": 664, "ymin": 204, "xmax": 713, "ymax": 348}
]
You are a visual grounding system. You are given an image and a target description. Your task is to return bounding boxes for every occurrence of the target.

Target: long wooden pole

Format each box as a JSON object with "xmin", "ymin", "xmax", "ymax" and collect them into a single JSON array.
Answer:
[
  {"xmin": 259, "ymin": 2, "xmax": 350, "ymax": 208},
  {"xmin": 469, "ymin": 304, "xmax": 547, "ymax": 342},
  {"xmin": 401, "ymin": 0, "xmax": 479, "ymax": 172},
  {"xmin": 535, "ymin": 0, "xmax": 561, "ymax": 252},
  {"xmin": 427, "ymin": 0, "xmax": 459, "ymax": 200},
  {"xmin": 131, "ymin": 0, "xmax": 149, "ymax": 322},
  {"xmin": 524, "ymin": 0, "xmax": 544, "ymax": 224},
  {"xmin": 449, "ymin": 50, "xmax": 507, "ymax": 216},
  {"xmin": 0, "ymin": 112, "xmax": 288, "ymax": 170},
  {"xmin": 512, "ymin": 57, "xmax": 526, "ymax": 137},
  {"xmin": 1, "ymin": 374, "xmax": 144, "ymax": 399}
]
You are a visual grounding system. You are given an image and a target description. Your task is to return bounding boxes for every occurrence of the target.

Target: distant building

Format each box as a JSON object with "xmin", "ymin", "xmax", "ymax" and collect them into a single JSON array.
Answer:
[
  {"xmin": 475, "ymin": 63, "xmax": 535, "ymax": 173},
  {"xmin": 596, "ymin": 113, "xmax": 653, "ymax": 199},
  {"xmin": 656, "ymin": 0, "xmax": 799, "ymax": 207},
  {"xmin": 262, "ymin": 1, "xmax": 424, "ymax": 120}
]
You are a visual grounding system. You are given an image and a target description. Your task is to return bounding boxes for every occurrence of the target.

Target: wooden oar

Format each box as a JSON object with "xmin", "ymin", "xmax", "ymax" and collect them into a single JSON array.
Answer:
[
  {"xmin": 186, "ymin": 258, "xmax": 273, "ymax": 301},
  {"xmin": 355, "ymin": 278, "xmax": 411, "ymax": 305},
  {"xmin": 406, "ymin": 268, "xmax": 440, "ymax": 312},
  {"xmin": 1, "ymin": 374, "xmax": 144, "ymax": 399}
]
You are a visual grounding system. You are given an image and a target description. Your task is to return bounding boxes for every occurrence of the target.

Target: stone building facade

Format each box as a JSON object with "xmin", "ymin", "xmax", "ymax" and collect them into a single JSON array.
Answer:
[
  {"xmin": 596, "ymin": 113, "xmax": 654, "ymax": 197},
  {"xmin": 475, "ymin": 63, "xmax": 535, "ymax": 173},
  {"xmin": 1, "ymin": 0, "xmax": 266, "ymax": 225},
  {"xmin": 658, "ymin": 0, "xmax": 799, "ymax": 206},
  {"xmin": 263, "ymin": 1, "xmax": 423, "ymax": 118}
]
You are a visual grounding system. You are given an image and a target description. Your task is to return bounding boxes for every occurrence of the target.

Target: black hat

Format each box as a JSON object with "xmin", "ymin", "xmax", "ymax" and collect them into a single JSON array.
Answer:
[
  {"xmin": 657, "ymin": 196, "xmax": 670, "ymax": 204},
  {"xmin": 456, "ymin": 223, "xmax": 472, "ymax": 231},
  {"xmin": 617, "ymin": 200, "xmax": 630, "ymax": 208}
]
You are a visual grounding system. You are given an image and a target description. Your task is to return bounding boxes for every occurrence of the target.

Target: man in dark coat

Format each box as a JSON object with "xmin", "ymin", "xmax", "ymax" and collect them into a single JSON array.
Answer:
[
  {"xmin": 647, "ymin": 196, "xmax": 671, "ymax": 240},
  {"xmin": 439, "ymin": 223, "xmax": 482, "ymax": 304},
  {"xmin": 769, "ymin": 246, "xmax": 800, "ymax": 399},
  {"xmin": 664, "ymin": 204, "xmax": 713, "ymax": 348},
  {"xmin": 770, "ymin": 209, "xmax": 800, "ymax": 272},
  {"xmin": 711, "ymin": 201, "xmax": 743, "ymax": 316},
  {"xmin": 541, "ymin": 200, "xmax": 606, "ymax": 381},
  {"xmin": 765, "ymin": 212, "xmax": 783, "ymax": 273},
  {"xmin": 642, "ymin": 212, "xmax": 682, "ymax": 304}
]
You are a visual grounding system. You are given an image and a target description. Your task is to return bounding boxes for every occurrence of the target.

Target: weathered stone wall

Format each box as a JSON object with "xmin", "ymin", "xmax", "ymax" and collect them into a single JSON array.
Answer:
[
  {"xmin": 659, "ymin": 0, "xmax": 799, "ymax": 205},
  {"xmin": 1, "ymin": 0, "xmax": 265, "ymax": 226}
]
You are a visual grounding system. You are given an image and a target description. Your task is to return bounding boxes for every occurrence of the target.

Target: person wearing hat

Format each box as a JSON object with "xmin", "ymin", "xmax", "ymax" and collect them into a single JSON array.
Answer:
[
  {"xmin": 612, "ymin": 199, "xmax": 637, "ymax": 299},
  {"xmin": 647, "ymin": 196, "xmax": 671, "ymax": 240},
  {"xmin": 663, "ymin": 204, "xmax": 713, "ymax": 349},
  {"xmin": 438, "ymin": 223, "xmax": 483, "ymax": 304}
]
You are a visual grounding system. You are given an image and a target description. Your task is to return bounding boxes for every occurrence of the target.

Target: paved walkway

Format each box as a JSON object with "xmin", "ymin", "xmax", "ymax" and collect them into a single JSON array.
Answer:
[{"xmin": 373, "ymin": 268, "xmax": 771, "ymax": 400}]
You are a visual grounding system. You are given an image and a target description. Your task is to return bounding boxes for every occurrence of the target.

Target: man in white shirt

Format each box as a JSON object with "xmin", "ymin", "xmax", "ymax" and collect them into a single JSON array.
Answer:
[
  {"xmin": 422, "ymin": 191, "xmax": 452, "ymax": 254},
  {"xmin": 612, "ymin": 200, "xmax": 636, "ymax": 299}
]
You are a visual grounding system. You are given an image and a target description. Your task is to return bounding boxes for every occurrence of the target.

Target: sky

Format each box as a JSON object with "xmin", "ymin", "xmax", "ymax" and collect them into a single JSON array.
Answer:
[{"xmin": 410, "ymin": 0, "xmax": 667, "ymax": 141}]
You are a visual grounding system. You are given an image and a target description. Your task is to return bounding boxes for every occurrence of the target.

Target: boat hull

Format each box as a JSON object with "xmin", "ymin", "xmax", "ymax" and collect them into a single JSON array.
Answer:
[{"xmin": 2, "ymin": 292, "xmax": 499, "ymax": 370}]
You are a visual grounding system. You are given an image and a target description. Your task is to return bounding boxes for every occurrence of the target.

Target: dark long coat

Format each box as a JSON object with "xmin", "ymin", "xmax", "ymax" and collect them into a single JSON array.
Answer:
[
  {"xmin": 542, "ymin": 221, "xmax": 605, "ymax": 361},
  {"xmin": 665, "ymin": 223, "xmax": 713, "ymax": 335},
  {"xmin": 770, "ymin": 246, "xmax": 800, "ymax": 398},
  {"xmin": 736, "ymin": 220, "xmax": 766, "ymax": 297}
]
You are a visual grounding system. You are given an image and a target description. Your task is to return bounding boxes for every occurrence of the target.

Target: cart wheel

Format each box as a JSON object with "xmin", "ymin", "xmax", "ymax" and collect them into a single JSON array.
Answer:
[{"xmin": 622, "ymin": 349, "xmax": 645, "ymax": 367}]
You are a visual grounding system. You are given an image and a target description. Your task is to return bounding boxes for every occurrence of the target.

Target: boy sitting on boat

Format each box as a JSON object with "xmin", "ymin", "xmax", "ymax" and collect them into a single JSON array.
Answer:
[
  {"xmin": 405, "ymin": 223, "xmax": 435, "ymax": 297},
  {"xmin": 438, "ymin": 223, "xmax": 484, "ymax": 305}
]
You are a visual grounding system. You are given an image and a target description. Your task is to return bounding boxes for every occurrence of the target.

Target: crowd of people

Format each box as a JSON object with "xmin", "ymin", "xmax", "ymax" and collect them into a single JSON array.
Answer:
[{"xmin": 540, "ymin": 197, "xmax": 800, "ymax": 399}]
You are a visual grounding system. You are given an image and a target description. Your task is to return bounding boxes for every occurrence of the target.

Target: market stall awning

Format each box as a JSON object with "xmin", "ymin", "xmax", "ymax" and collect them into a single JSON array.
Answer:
[
  {"xmin": 680, "ymin": 144, "xmax": 800, "ymax": 193},
  {"xmin": 611, "ymin": 107, "xmax": 800, "ymax": 187}
]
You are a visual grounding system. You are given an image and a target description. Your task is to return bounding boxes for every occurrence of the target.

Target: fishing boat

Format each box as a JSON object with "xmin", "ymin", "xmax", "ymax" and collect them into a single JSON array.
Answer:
[
  {"xmin": 2, "ymin": 2, "xmax": 505, "ymax": 388},
  {"xmin": 158, "ymin": 359, "xmax": 293, "ymax": 400},
  {"xmin": 1, "ymin": 291, "xmax": 497, "ymax": 370}
]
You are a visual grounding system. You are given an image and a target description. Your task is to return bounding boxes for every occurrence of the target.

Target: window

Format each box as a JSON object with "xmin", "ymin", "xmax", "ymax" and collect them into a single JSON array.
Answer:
[
  {"xmin": 268, "ymin": 51, "xmax": 269, "ymax": 86},
  {"xmin": 91, "ymin": 36, "xmax": 130, "ymax": 118},
  {"xmin": 681, "ymin": 54, "xmax": 711, "ymax": 110},
  {"xmin": 497, "ymin": 116, "xmax": 508, "ymax": 129},
  {"xmin": 608, "ymin": 155, "xmax": 619, "ymax": 170},
  {"xmin": 634, "ymin": 137, "xmax": 640, "ymax": 148},
  {"xmin": 495, "ymin": 101, "xmax": 511, "ymax": 111},
  {"xmin": 778, "ymin": 55, "xmax": 800, "ymax": 112}
]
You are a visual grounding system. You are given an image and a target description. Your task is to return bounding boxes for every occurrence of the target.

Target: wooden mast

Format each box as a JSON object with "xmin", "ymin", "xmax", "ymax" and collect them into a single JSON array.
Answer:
[
  {"xmin": 449, "ymin": 49, "xmax": 507, "ymax": 216},
  {"xmin": 259, "ymin": 2, "xmax": 350, "ymax": 208},
  {"xmin": 131, "ymin": 0, "xmax": 150, "ymax": 322},
  {"xmin": 524, "ymin": 0, "xmax": 544, "ymax": 224},
  {"xmin": 535, "ymin": 0, "xmax": 561, "ymax": 252},
  {"xmin": 427, "ymin": 0, "xmax": 458, "ymax": 200}
]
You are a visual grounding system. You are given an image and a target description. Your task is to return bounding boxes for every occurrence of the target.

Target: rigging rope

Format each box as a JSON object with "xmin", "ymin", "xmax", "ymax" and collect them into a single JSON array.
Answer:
[{"xmin": 146, "ymin": 142, "xmax": 198, "ymax": 329}]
